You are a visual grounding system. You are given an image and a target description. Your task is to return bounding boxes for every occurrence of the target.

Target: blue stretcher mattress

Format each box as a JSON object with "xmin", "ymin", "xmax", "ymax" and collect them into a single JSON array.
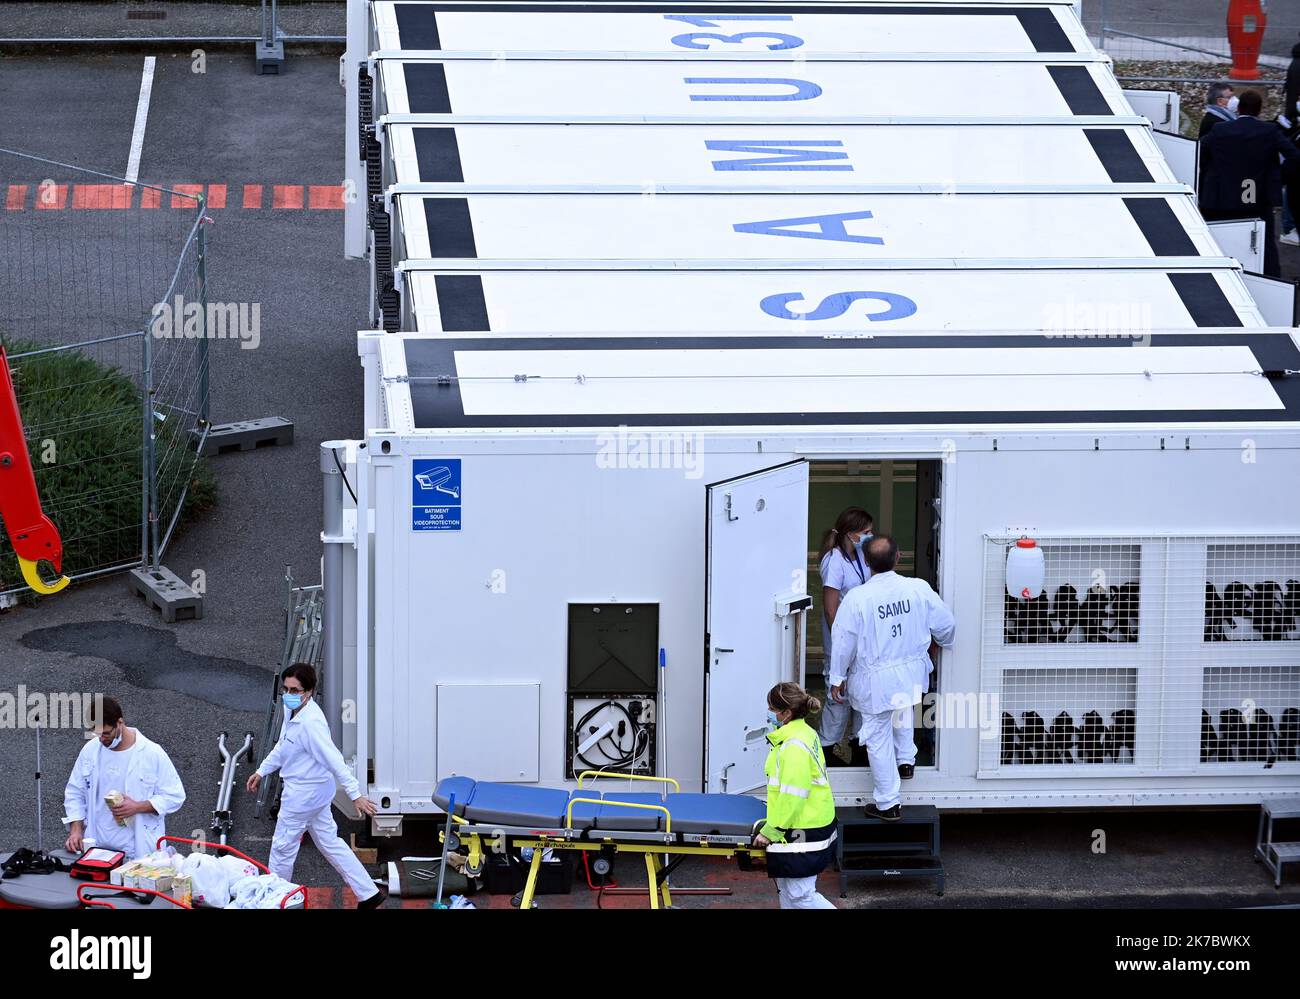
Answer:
[{"xmin": 433, "ymin": 779, "xmax": 765, "ymax": 837}]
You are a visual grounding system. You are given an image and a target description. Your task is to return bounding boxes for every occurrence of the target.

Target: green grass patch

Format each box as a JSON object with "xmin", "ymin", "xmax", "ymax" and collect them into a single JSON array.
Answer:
[{"xmin": 0, "ymin": 338, "xmax": 216, "ymax": 594}]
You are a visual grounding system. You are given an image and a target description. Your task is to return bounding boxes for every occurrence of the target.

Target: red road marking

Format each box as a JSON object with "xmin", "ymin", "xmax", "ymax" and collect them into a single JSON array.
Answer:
[
  {"xmin": 272, "ymin": 184, "xmax": 304, "ymax": 209},
  {"xmin": 34, "ymin": 184, "xmax": 68, "ymax": 210},
  {"xmin": 309, "ymin": 184, "xmax": 345, "ymax": 210},
  {"xmin": 3, "ymin": 181, "xmax": 344, "ymax": 210},
  {"xmin": 72, "ymin": 184, "xmax": 134, "ymax": 209},
  {"xmin": 170, "ymin": 183, "xmax": 204, "ymax": 208}
]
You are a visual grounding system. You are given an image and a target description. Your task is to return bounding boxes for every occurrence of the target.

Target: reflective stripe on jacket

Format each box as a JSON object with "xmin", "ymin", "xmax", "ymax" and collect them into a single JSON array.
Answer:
[{"xmin": 761, "ymin": 718, "xmax": 836, "ymax": 843}]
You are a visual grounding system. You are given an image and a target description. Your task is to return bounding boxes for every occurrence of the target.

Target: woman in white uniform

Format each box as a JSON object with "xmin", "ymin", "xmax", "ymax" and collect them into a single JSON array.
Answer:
[
  {"xmin": 246, "ymin": 663, "xmax": 385, "ymax": 909},
  {"xmin": 817, "ymin": 507, "xmax": 873, "ymax": 766}
]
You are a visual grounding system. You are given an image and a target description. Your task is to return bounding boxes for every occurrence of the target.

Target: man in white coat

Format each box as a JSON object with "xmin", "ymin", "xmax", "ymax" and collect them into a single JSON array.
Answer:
[
  {"xmin": 246, "ymin": 663, "xmax": 385, "ymax": 908},
  {"xmin": 63, "ymin": 696, "xmax": 186, "ymax": 859},
  {"xmin": 828, "ymin": 535, "xmax": 955, "ymax": 821}
]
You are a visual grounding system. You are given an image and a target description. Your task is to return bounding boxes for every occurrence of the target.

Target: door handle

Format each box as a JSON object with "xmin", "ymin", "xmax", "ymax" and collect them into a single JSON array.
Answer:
[{"xmin": 716, "ymin": 648, "xmax": 735, "ymax": 653}]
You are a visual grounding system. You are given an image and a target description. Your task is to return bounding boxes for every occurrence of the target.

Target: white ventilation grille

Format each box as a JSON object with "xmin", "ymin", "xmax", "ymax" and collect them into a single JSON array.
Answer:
[{"xmin": 981, "ymin": 535, "xmax": 1300, "ymax": 775}]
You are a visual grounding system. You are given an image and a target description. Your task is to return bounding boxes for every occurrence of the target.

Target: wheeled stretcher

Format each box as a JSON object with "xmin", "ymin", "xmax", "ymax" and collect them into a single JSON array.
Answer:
[{"xmin": 434, "ymin": 772, "xmax": 768, "ymax": 909}]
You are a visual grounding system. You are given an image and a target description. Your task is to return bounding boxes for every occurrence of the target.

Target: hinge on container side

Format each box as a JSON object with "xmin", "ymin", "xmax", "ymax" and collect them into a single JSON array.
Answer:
[{"xmin": 514, "ymin": 373, "xmax": 529, "ymax": 383}]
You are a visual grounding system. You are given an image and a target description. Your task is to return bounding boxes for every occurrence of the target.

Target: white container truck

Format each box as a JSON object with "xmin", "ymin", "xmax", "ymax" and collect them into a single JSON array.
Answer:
[{"xmin": 331, "ymin": 1, "xmax": 1300, "ymax": 833}]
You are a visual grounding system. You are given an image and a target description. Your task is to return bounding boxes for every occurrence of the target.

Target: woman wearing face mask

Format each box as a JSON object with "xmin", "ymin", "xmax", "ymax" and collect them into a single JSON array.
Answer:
[
  {"xmin": 754, "ymin": 682, "xmax": 838, "ymax": 909},
  {"xmin": 247, "ymin": 663, "xmax": 386, "ymax": 908},
  {"xmin": 817, "ymin": 506, "xmax": 874, "ymax": 765}
]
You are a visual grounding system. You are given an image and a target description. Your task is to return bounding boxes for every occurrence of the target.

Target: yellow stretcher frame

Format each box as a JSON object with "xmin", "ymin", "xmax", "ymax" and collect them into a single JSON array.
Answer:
[{"xmin": 441, "ymin": 771, "xmax": 766, "ymax": 910}]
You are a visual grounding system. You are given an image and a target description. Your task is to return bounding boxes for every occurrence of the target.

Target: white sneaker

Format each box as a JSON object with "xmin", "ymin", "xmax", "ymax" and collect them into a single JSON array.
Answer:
[{"xmin": 1282, "ymin": 230, "xmax": 1300, "ymax": 246}]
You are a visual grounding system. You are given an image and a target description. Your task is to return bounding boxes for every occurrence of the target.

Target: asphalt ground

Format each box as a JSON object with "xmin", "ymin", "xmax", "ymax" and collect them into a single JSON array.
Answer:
[
  {"xmin": 0, "ymin": 48, "xmax": 368, "ymax": 894},
  {"xmin": 0, "ymin": 8, "xmax": 1297, "ymax": 911}
]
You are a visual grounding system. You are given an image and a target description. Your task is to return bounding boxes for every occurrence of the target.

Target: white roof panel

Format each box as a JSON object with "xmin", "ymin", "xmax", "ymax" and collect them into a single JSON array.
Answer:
[
  {"xmin": 384, "ymin": 122, "xmax": 1173, "ymax": 187},
  {"xmin": 375, "ymin": 58, "xmax": 1124, "ymax": 118},
  {"xmin": 390, "ymin": 331, "xmax": 1300, "ymax": 429},
  {"xmin": 370, "ymin": 2, "xmax": 1086, "ymax": 55},
  {"xmin": 452, "ymin": 345, "xmax": 1276, "ymax": 415},
  {"xmin": 403, "ymin": 267, "xmax": 1266, "ymax": 333},
  {"xmin": 392, "ymin": 192, "xmax": 1217, "ymax": 261}
]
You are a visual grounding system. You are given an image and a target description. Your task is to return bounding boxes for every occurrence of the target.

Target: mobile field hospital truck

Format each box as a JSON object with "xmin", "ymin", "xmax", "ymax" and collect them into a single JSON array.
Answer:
[{"xmin": 331, "ymin": 0, "xmax": 1300, "ymax": 836}]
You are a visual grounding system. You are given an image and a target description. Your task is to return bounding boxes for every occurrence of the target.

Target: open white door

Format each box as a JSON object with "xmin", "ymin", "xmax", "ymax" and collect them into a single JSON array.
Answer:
[
  {"xmin": 704, "ymin": 459, "xmax": 810, "ymax": 794},
  {"xmin": 1122, "ymin": 89, "xmax": 1178, "ymax": 129},
  {"xmin": 1153, "ymin": 129, "xmax": 1198, "ymax": 191},
  {"xmin": 1207, "ymin": 218, "xmax": 1266, "ymax": 273}
]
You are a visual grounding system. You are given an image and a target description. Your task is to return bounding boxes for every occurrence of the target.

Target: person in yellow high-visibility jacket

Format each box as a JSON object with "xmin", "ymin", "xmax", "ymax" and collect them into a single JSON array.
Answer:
[{"xmin": 754, "ymin": 682, "xmax": 838, "ymax": 909}]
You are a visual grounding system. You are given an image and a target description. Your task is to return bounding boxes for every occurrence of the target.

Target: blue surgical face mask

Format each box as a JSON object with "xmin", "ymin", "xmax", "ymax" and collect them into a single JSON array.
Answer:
[
  {"xmin": 106, "ymin": 729, "xmax": 122, "ymax": 751},
  {"xmin": 283, "ymin": 692, "xmax": 303, "ymax": 711},
  {"xmin": 767, "ymin": 710, "xmax": 781, "ymax": 727},
  {"xmin": 853, "ymin": 531, "xmax": 872, "ymax": 551}
]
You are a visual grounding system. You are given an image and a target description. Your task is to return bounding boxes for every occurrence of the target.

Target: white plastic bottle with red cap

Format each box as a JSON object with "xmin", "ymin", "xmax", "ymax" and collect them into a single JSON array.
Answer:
[{"xmin": 1006, "ymin": 538, "xmax": 1045, "ymax": 600}]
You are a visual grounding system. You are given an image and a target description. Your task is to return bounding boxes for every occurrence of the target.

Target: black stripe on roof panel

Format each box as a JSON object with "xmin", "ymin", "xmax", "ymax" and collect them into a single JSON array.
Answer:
[
  {"xmin": 434, "ymin": 274, "xmax": 491, "ymax": 330},
  {"xmin": 1084, "ymin": 128, "xmax": 1154, "ymax": 183},
  {"xmin": 1047, "ymin": 65, "xmax": 1111, "ymax": 115},
  {"xmin": 422, "ymin": 197, "xmax": 478, "ymax": 257},
  {"xmin": 402, "ymin": 62, "xmax": 451, "ymax": 113},
  {"xmin": 413, "ymin": 127, "xmax": 465, "ymax": 181},
  {"xmin": 1168, "ymin": 273, "xmax": 1244, "ymax": 328},
  {"xmin": 1125, "ymin": 197, "xmax": 1199, "ymax": 257},
  {"xmin": 394, "ymin": 4, "xmax": 441, "ymax": 48}
]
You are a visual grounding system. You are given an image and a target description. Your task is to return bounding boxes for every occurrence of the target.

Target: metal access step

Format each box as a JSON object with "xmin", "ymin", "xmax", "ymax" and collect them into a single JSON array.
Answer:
[{"xmin": 1256, "ymin": 798, "xmax": 1300, "ymax": 887}]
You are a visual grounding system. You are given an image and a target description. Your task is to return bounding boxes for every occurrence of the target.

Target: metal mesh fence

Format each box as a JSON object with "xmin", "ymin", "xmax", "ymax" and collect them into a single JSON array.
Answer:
[
  {"xmin": 150, "ymin": 211, "xmax": 212, "ymax": 560},
  {"xmin": 981, "ymin": 534, "xmax": 1300, "ymax": 776},
  {"xmin": 0, "ymin": 148, "xmax": 210, "ymax": 596},
  {"xmin": 1084, "ymin": 7, "xmax": 1298, "ymax": 82}
]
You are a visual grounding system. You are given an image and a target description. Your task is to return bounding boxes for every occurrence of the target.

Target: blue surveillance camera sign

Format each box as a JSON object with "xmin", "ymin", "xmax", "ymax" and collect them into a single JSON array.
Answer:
[{"xmin": 412, "ymin": 459, "xmax": 462, "ymax": 531}]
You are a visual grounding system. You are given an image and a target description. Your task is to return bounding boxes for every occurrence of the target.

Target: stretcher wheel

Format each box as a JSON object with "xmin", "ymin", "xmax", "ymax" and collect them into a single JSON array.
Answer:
[
  {"xmin": 510, "ymin": 891, "xmax": 537, "ymax": 909},
  {"xmin": 464, "ymin": 858, "xmax": 483, "ymax": 877},
  {"xmin": 592, "ymin": 857, "xmax": 612, "ymax": 877},
  {"xmin": 444, "ymin": 832, "xmax": 461, "ymax": 853}
]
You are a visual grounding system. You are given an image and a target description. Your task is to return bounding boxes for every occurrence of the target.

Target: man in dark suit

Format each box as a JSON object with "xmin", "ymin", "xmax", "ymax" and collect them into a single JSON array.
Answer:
[
  {"xmin": 1199, "ymin": 82, "xmax": 1237, "ymax": 139},
  {"xmin": 1200, "ymin": 90, "xmax": 1300, "ymax": 277},
  {"xmin": 1198, "ymin": 83, "xmax": 1237, "ymax": 199}
]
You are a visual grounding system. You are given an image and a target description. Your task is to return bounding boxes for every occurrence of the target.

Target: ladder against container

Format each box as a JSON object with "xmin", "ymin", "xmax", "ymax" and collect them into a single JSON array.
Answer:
[
  {"xmin": 255, "ymin": 569, "xmax": 325, "ymax": 818},
  {"xmin": 1254, "ymin": 798, "xmax": 1300, "ymax": 888}
]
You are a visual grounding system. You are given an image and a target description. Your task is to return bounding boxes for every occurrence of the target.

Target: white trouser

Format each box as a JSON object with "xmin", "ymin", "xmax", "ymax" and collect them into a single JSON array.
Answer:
[
  {"xmin": 819, "ymin": 616, "xmax": 863, "ymax": 745},
  {"xmin": 818, "ymin": 695, "xmax": 864, "ymax": 747},
  {"xmin": 858, "ymin": 704, "xmax": 916, "ymax": 810},
  {"xmin": 269, "ymin": 804, "xmax": 378, "ymax": 902},
  {"xmin": 775, "ymin": 876, "xmax": 837, "ymax": 909}
]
